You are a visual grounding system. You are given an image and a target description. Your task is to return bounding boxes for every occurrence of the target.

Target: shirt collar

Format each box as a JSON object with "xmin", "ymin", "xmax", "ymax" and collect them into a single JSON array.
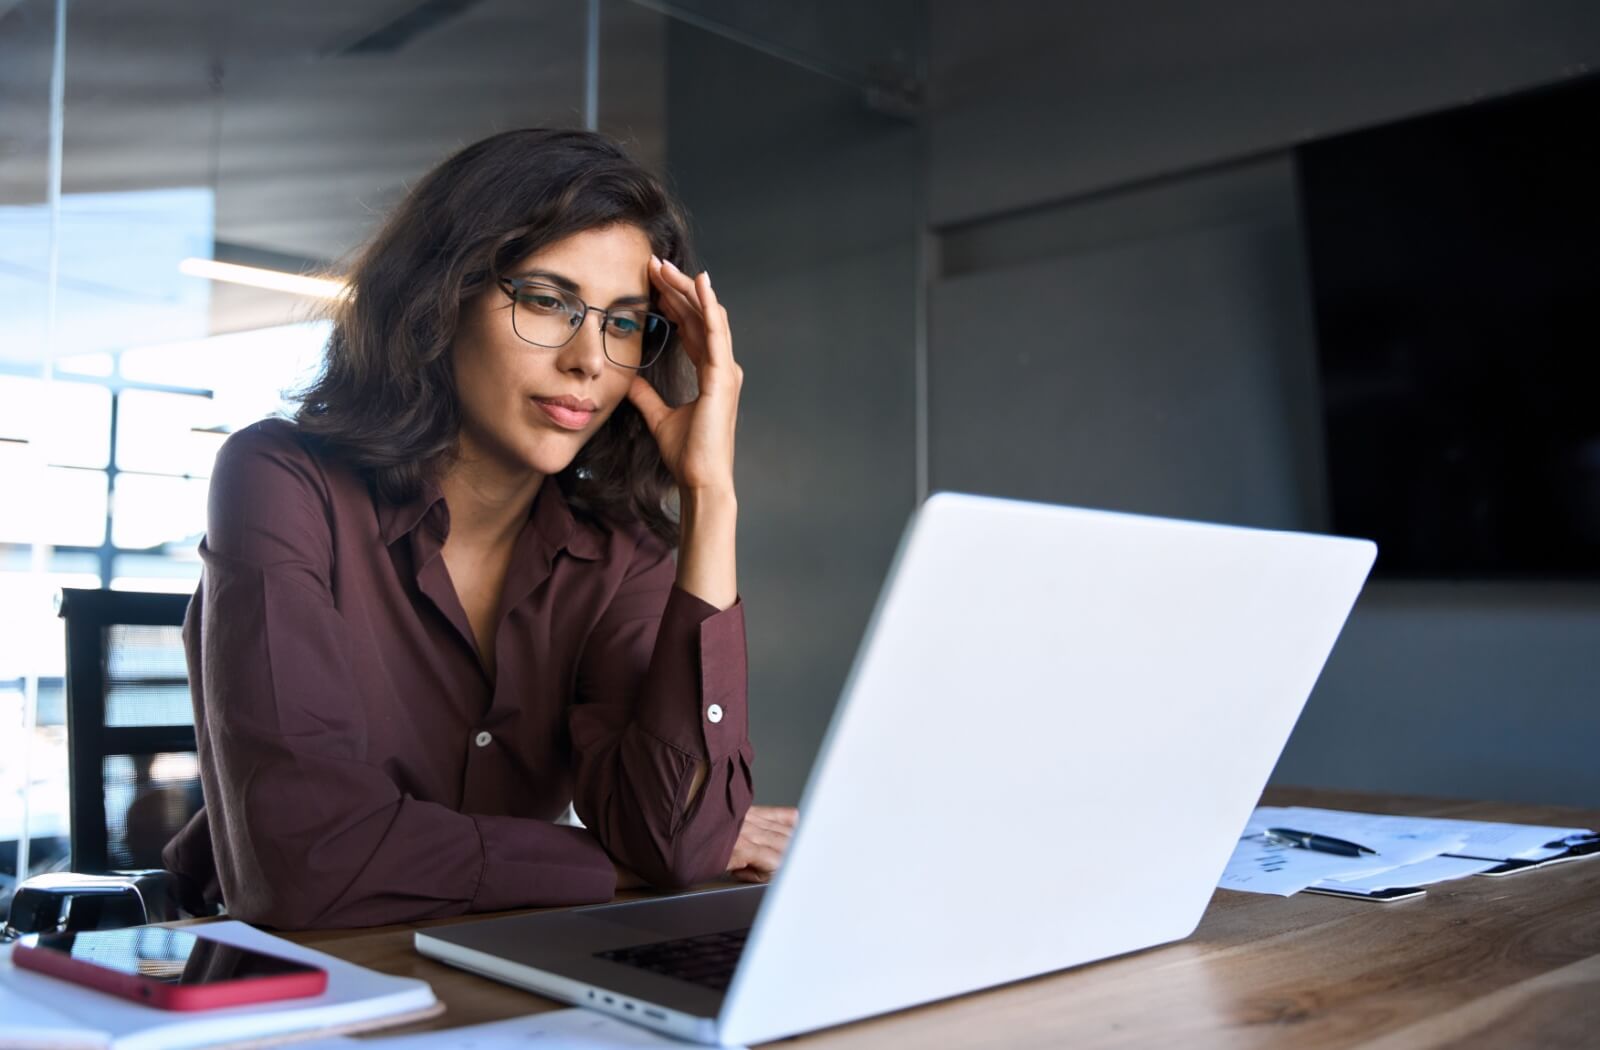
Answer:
[
  {"xmin": 529, "ymin": 475, "xmax": 605, "ymax": 561},
  {"xmin": 376, "ymin": 473, "xmax": 603, "ymax": 561},
  {"xmin": 376, "ymin": 475, "xmax": 447, "ymax": 546}
]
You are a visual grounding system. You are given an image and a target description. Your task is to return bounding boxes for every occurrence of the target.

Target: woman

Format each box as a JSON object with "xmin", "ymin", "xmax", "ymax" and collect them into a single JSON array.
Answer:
[{"xmin": 162, "ymin": 129, "xmax": 796, "ymax": 929}]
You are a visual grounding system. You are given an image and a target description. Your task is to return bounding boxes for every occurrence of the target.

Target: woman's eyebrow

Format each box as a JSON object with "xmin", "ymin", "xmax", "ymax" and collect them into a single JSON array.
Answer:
[{"xmin": 519, "ymin": 269, "xmax": 651, "ymax": 306}]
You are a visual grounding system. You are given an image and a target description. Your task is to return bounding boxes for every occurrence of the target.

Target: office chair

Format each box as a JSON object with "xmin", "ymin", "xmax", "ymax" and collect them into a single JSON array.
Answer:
[{"xmin": 3, "ymin": 588, "xmax": 207, "ymax": 938}]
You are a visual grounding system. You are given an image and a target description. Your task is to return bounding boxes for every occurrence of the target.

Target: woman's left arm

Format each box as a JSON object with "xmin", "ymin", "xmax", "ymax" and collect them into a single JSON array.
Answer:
[
  {"xmin": 568, "ymin": 543, "xmax": 753, "ymax": 891},
  {"xmin": 571, "ymin": 258, "xmax": 791, "ymax": 889}
]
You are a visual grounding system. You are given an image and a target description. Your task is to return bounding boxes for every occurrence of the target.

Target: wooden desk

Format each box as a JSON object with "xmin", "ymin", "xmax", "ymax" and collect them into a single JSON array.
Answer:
[{"xmin": 282, "ymin": 787, "xmax": 1600, "ymax": 1048}]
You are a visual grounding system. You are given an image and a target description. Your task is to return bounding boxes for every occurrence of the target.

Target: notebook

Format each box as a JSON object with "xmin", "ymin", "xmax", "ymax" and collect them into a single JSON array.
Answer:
[{"xmin": 1, "ymin": 921, "xmax": 440, "ymax": 1050}]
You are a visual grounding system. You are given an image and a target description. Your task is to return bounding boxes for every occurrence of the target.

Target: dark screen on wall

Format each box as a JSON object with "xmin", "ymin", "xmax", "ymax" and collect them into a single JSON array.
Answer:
[{"xmin": 1298, "ymin": 74, "xmax": 1600, "ymax": 577}]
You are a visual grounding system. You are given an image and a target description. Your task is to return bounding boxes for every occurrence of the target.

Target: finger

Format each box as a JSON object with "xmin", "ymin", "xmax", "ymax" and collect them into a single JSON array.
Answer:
[
  {"xmin": 648, "ymin": 279, "xmax": 709, "ymax": 368},
  {"xmin": 651, "ymin": 271, "xmax": 704, "ymax": 326},
  {"xmin": 748, "ymin": 806, "xmax": 798, "ymax": 826},
  {"xmin": 735, "ymin": 825, "xmax": 791, "ymax": 853},
  {"xmin": 650, "ymin": 259, "xmax": 706, "ymax": 323},
  {"xmin": 738, "ymin": 842, "xmax": 784, "ymax": 875},
  {"xmin": 727, "ymin": 827, "xmax": 788, "ymax": 866},
  {"xmin": 697, "ymin": 272, "xmax": 735, "ymax": 369},
  {"xmin": 733, "ymin": 827, "xmax": 786, "ymax": 861},
  {"xmin": 654, "ymin": 256, "xmax": 705, "ymax": 302},
  {"xmin": 726, "ymin": 843, "xmax": 763, "ymax": 873},
  {"xmin": 730, "ymin": 867, "xmax": 770, "ymax": 884},
  {"xmin": 625, "ymin": 374, "xmax": 672, "ymax": 434},
  {"xmin": 743, "ymin": 814, "xmax": 796, "ymax": 840}
]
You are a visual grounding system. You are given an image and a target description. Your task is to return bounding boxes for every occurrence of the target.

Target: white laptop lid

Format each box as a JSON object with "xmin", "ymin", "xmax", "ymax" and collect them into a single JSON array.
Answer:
[{"xmin": 719, "ymin": 493, "xmax": 1374, "ymax": 1045}]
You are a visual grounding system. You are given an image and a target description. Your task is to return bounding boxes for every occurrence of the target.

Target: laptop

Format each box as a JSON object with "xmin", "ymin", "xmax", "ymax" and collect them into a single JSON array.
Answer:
[{"xmin": 415, "ymin": 492, "xmax": 1376, "ymax": 1045}]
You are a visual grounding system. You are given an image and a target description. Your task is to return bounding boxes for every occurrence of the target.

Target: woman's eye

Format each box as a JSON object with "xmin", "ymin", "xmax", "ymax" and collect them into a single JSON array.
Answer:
[
  {"xmin": 608, "ymin": 315, "xmax": 643, "ymax": 337},
  {"xmin": 519, "ymin": 293, "xmax": 566, "ymax": 312}
]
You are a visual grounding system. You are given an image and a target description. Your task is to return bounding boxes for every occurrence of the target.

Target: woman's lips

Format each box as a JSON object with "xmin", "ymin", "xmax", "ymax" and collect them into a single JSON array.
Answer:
[{"xmin": 533, "ymin": 397, "xmax": 596, "ymax": 430}]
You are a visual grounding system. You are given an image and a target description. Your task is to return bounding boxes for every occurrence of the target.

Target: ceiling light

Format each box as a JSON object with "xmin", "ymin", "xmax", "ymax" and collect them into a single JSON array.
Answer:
[{"xmin": 178, "ymin": 258, "xmax": 348, "ymax": 299}]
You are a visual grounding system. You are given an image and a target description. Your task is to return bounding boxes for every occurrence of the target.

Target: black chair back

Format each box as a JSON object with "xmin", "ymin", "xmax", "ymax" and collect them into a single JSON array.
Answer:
[{"xmin": 56, "ymin": 588, "xmax": 199, "ymax": 874}]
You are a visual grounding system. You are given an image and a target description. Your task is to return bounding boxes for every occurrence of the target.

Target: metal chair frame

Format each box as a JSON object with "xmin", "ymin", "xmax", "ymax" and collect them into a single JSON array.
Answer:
[{"xmin": 57, "ymin": 587, "xmax": 195, "ymax": 874}]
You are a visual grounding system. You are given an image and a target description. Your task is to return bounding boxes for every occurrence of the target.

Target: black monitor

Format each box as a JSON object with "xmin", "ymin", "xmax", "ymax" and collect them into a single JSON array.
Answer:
[{"xmin": 1297, "ymin": 74, "xmax": 1600, "ymax": 578}]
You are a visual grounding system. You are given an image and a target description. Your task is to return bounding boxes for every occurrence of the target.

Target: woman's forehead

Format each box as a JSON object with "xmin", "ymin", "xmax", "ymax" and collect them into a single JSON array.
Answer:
[{"xmin": 510, "ymin": 224, "xmax": 652, "ymax": 296}]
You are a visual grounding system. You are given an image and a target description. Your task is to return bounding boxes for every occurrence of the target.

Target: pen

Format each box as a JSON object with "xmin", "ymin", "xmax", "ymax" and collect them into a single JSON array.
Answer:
[
  {"xmin": 1542, "ymin": 832, "xmax": 1598, "ymax": 849},
  {"xmin": 1265, "ymin": 827, "xmax": 1377, "ymax": 857}
]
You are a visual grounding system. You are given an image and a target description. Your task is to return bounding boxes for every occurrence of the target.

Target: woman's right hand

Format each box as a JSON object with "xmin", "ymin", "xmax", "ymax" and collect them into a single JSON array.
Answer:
[{"xmin": 726, "ymin": 805, "xmax": 799, "ymax": 883}]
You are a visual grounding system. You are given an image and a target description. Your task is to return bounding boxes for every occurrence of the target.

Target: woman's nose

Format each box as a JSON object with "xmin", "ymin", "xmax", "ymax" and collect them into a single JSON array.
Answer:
[{"xmin": 559, "ymin": 310, "xmax": 608, "ymax": 376}]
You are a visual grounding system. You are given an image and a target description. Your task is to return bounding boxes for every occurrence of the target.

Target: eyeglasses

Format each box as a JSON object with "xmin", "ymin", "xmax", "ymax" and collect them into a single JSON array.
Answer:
[{"xmin": 497, "ymin": 276, "xmax": 673, "ymax": 371}]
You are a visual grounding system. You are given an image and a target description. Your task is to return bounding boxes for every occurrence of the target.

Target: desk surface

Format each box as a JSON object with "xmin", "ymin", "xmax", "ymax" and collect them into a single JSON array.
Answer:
[{"xmin": 280, "ymin": 787, "xmax": 1600, "ymax": 1048}]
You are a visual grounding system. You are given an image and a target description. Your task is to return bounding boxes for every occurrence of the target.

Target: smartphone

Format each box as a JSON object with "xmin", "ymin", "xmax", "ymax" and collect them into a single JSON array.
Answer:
[
  {"xmin": 1302, "ymin": 884, "xmax": 1426, "ymax": 902},
  {"xmin": 12, "ymin": 927, "xmax": 328, "ymax": 1010}
]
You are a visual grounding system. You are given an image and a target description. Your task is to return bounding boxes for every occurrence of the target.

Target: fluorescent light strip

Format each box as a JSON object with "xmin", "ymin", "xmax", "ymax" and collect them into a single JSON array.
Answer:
[{"xmin": 179, "ymin": 257, "xmax": 348, "ymax": 299}]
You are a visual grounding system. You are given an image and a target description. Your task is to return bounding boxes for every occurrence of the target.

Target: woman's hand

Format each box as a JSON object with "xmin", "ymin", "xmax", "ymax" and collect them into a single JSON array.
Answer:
[
  {"xmin": 629, "ymin": 256, "xmax": 742, "ymax": 610},
  {"xmin": 626, "ymin": 257, "xmax": 742, "ymax": 496},
  {"xmin": 726, "ymin": 805, "xmax": 799, "ymax": 884}
]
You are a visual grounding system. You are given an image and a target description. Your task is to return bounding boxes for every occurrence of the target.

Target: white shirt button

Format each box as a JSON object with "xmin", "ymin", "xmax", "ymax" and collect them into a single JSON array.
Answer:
[
  {"xmin": 707, "ymin": 704, "xmax": 724, "ymax": 724},
  {"xmin": 474, "ymin": 730, "xmax": 493, "ymax": 748}
]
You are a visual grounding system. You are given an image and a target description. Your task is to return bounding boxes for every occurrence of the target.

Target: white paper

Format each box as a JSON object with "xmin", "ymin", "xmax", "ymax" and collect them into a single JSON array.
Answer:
[
  {"xmin": 1312, "ymin": 854, "xmax": 1504, "ymax": 892},
  {"xmin": 1, "ymin": 921, "xmax": 437, "ymax": 1050},
  {"xmin": 1220, "ymin": 824, "xmax": 1468, "ymax": 897},
  {"xmin": 294, "ymin": 1008, "xmax": 747, "ymax": 1049},
  {"xmin": 1251, "ymin": 806, "xmax": 1592, "ymax": 861},
  {"xmin": 1224, "ymin": 806, "xmax": 1596, "ymax": 897}
]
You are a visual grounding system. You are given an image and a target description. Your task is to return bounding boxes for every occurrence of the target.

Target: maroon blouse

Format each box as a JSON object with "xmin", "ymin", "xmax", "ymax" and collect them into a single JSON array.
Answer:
[{"xmin": 162, "ymin": 419, "xmax": 753, "ymax": 929}]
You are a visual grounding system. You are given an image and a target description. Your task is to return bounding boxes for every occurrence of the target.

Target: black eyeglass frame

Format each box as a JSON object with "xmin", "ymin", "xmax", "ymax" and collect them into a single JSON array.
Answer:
[{"xmin": 496, "ymin": 276, "xmax": 674, "ymax": 371}]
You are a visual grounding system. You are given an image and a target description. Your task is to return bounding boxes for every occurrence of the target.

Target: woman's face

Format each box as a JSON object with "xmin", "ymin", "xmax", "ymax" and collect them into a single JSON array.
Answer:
[{"xmin": 451, "ymin": 223, "xmax": 653, "ymax": 481}]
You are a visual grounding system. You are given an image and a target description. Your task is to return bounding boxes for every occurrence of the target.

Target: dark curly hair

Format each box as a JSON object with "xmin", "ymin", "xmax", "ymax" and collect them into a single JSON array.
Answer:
[{"xmin": 294, "ymin": 128, "xmax": 697, "ymax": 544}]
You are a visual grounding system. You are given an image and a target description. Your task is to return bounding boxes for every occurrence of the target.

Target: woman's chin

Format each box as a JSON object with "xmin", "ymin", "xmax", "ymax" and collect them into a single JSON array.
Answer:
[{"xmin": 520, "ymin": 437, "xmax": 584, "ymax": 479}]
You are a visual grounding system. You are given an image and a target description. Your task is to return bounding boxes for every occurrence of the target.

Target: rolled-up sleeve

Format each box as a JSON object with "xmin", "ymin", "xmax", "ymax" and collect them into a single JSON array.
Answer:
[
  {"xmin": 567, "ymin": 536, "xmax": 755, "ymax": 890},
  {"xmin": 188, "ymin": 428, "xmax": 616, "ymax": 928}
]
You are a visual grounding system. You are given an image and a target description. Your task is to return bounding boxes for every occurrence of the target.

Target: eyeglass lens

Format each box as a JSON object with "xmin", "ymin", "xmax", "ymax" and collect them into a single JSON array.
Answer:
[{"xmin": 508, "ymin": 282, "xmax": 670, "ymax": 369}]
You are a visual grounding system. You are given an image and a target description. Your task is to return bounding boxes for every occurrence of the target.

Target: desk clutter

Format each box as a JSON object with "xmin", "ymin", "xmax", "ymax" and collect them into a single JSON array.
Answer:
[
  {"xmin": 0, "ymin": 921, "xmax": 736, "ymax": 1050},
  {"xmin": 0, "ymin": 922, "xmax": 439, "ymax": 1050},
  {"xmin": 1221, "ymin": 805, "xmax": 1599, "ymax": 902}
]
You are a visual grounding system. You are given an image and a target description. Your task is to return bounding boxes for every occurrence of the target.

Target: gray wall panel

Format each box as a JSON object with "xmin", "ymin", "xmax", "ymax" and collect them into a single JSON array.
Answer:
[
  {"xmin": 1286, "ymin": 584, "xmax": 1600, "ymax": 807},
  {"xmin": 929, "ymin": 159, "xmax": 1324, "ymax": 533}
]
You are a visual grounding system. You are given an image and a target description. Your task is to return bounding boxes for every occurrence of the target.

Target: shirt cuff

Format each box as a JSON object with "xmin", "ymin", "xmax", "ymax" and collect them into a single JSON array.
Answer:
[{"xmin": 636, "ymin": 586, "xmax": 749, "ymax": 764}]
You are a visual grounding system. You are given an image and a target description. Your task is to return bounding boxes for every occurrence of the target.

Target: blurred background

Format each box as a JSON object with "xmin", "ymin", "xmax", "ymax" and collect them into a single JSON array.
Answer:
[{"xmin": 2, "ymin": 0, "xmax": 1597, "ymax": 911}]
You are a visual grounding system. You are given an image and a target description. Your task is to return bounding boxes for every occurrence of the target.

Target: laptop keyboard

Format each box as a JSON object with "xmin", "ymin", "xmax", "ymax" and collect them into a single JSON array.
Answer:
[{"xmin": 595, "ymin": 927, "xmax": 750, "ymax": 990}]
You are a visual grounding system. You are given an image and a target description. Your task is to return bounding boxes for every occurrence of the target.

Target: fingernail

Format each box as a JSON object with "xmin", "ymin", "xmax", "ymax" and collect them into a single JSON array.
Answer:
[
  {"xmin": 663, "ymin": 258, "xmax": 678, "ymax": 271},
  {"xmin": 703, "ymin": 270, "xmax": 712, "ymax": 282}
]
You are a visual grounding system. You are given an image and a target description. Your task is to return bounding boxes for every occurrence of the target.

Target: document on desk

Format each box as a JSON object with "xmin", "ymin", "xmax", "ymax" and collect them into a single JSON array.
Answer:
[
  {"xmin": 1220, "ymin": 819, "xmax": 1469, "ymax": 897},
  {"xmin": 1311, "ymin": 854, "xmax": 1505, "ymax": 893},
  {"xmin": 1221, "ymin": 806, "xmax": 1597, "ymax": 897},
  {"xmin": 295, "ymin": 1009, "xmax": 749, "ymax": 1049},
  {"xmin": 1250, "ymin": 806, "xmax": 1594, "ymax": 861}
]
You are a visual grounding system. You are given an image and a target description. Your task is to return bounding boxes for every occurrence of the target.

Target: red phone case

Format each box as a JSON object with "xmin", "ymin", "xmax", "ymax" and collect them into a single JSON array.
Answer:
[{"xmin": 13, "ymin": 936, "xmax": 328, "ymax": 1010}]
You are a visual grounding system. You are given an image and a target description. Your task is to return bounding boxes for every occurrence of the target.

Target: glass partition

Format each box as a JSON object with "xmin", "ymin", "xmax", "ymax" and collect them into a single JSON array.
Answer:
[
  {"xmin": 0, "ymin": 0, "xmax": 72, "ymax": 908},
  {"xmin": 0, "ymin": 0, "xmax": 640, "ymax": 914}
]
